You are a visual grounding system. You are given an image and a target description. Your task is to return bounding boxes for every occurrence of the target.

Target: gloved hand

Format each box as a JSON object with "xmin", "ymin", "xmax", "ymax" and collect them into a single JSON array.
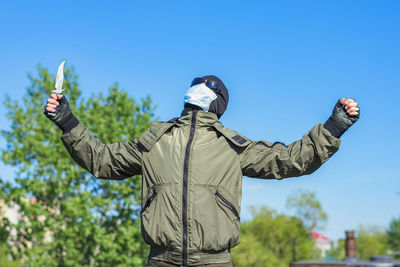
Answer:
[
  {"xmin": 44, "ymin": 93, "xmax": 79, "ymax": 133},
  {"xmin": 324, "ymin": 98, "xmax": 360, "ymax": 138}
]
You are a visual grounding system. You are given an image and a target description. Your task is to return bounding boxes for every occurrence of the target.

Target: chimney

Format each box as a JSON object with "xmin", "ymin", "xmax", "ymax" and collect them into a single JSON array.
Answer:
[{"xmin": 344, "ymin": 230, "xmax": 357, "ymax": 261}]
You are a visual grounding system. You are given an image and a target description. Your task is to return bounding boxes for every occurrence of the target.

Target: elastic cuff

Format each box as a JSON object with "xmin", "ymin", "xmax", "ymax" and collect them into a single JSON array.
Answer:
[
  {"xmin": 323, "ymin": 116, "xmax": 347, "ymax": 138},
  {"xmin": 58, "ymin": 113, "xmax": 79, "ymax": 133}
]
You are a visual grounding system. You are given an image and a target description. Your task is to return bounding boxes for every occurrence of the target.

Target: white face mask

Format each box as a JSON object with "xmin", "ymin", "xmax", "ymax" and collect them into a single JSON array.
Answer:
[{"xmin": 184, "ymin": 83, "xmax": 217, "ymax": 112}]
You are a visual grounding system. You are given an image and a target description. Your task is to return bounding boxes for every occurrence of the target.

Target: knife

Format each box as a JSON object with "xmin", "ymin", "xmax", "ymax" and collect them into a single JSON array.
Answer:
[{"xmin": 48, "ymin": 60, "xmax": 65, "ymax": 116}]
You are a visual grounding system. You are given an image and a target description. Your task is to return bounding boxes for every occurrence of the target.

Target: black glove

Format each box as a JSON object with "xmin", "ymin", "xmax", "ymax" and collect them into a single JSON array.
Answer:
[
  {"xmin": 44, "ymin": 95, "xmax": 79, "ymax": 133},
  {"xmin": 324, "ymin": 99, "xmax": 360, "ymax": 138}
]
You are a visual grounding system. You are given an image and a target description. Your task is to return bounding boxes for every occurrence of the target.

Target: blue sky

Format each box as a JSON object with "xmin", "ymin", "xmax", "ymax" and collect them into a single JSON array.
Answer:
[{"xmin": 0, "ymin": 1, "xmax": 399, "ymax": 241}]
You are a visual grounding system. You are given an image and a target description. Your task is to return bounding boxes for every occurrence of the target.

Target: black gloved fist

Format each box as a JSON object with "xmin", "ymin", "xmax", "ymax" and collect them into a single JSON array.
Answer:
[
  {"xmin": 324, "ymin": 98, "xmax": 360, "ymax": 138},
  {"xmin": 44, "ymin": 95, "xmax": 79, "ymax": 133}
]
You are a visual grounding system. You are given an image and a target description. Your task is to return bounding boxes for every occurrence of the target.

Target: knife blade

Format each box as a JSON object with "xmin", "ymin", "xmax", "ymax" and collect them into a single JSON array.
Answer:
[
  {"xmin": 48, "ymin": 60, "xmax": 65, "ymax": 116},
  {"xmin": 52, "ymin": 60, "xmax": 65, "ymax": 95}
]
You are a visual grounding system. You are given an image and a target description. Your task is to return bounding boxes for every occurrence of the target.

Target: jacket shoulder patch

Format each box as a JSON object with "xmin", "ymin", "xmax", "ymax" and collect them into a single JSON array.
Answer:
[
  {"xmin": 213, "ymin": 122, "xmax": 252, "ymax": 148},
  {"xmin": 138, "ymin": 121, "xmax": 177, "ymax": 151},
  {"xmin": 232, "ymin": 135, "xmax": 247, "ymax": 145}
]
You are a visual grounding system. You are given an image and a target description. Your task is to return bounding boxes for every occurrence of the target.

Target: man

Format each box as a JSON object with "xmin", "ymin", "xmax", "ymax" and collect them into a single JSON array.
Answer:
[{"xmin": 44, "ymin": 75, "xmax": 359, "ymax": 267}]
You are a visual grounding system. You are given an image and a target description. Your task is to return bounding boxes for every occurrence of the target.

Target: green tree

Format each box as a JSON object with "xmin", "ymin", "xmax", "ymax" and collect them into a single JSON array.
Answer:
[
  {"xmin": 0, "ymin": 64, "xmax": 155, "ymax": 266},
  {"xmin": 387, "ymin": 216, "xmax": 400, "ymax": 259},
  {"xmin": 286, "ymin": 189, "xmax": 328, "ymax": 231},
  {"xmin": 356, "ymin": 225, "xmax": 389, "ymax": 260},
  {"xmin": 327, "ymin": 238, "xmax": 345, "ymax": 261},
  {"xmin": 0, "ymin": 244, "xmax": 22, "ymax": 267},
  {"xmin": 232, "ymin": 206, "xmax": 313, "ymax": 267},
  {"xmin": 231, "ymin": 232, "xmax": 284, "ymax": 267}
]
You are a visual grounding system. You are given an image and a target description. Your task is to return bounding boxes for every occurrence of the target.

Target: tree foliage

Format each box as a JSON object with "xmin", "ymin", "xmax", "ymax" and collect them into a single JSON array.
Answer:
[
  {"xmin": 387, "ymin": 216, "xmax": 400, "ymax": 259},
  {"xmin": 286, "ymin": 189, "xmax": 328, "ymax": 231},
  {"xmin": 356, "ymin": 225, "xmax": 389, "ymax": 260},
  {"xmin": 0, "ymin": 244, "xmax": 22, "ymax": 267},
  {"xmin": 327, "ymin": 238, "xmax": 345, "ymax": 261},
  {"xmin": 0, "ymin": 65, "xmax": 155, "ymax": 266},
  {"xmin": 231, "ymin": 206, "xmax": 314, "ymax": 267},
  {"xmin": 231, "ymin": 232, "xmax": 284, "ymax": 267}
]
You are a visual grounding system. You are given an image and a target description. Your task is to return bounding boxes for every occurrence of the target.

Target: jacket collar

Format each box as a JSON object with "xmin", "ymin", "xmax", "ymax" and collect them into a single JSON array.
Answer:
[{"xmin": 178, "ymin": 108, "xmax": 219, "ymax": 127}]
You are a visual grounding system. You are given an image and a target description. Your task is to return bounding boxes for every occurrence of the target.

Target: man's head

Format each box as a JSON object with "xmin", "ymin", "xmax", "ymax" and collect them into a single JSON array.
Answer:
[{"xmin": 184, "ymin": 75, "xmax": 229, "ymax": 118}]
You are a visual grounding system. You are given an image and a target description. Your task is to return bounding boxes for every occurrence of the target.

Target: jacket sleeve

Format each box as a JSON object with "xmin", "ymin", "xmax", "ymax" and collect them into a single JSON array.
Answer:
[
  {"xmin": 60, "ymin": 123, "xmax": 143, "ymax": 180},
  {"xmin": 240, "ymin": 124, "xmax": 341, "ymax": 179}
]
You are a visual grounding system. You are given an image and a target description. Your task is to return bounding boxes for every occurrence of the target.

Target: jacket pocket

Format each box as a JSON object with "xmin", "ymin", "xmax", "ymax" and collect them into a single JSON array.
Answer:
[
  {"xmin": 190, "ymin": 185, "xmax": 240, "ymax": 252},
  {"xmin": 215, "ymin": 191, "xmax": 240, "ymax": 220},
  {"xmin": 140, "ymin": 190, "xmax": 157, "ymax": 215},
  {"xmin": 141, "ymin": 184, "xmax": 180, "ymax": 250}
]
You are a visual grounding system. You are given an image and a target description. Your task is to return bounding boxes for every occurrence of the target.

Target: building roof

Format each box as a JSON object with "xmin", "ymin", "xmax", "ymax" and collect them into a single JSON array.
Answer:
[{"xmin": 311, "ymin": 231, "xmax": 330, "ymax": 242}]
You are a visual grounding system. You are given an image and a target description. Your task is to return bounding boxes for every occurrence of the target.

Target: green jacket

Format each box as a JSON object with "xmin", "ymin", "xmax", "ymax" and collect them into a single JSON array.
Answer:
[{"xmin": 61, "ymin": 108, "xmax": 341, "ymax": 266}]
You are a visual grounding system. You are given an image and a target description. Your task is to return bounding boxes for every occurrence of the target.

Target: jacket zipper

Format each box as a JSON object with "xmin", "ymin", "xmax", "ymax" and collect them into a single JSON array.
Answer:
[
  {"xmin": 182, "ymin": 110, "xmax": 197, "ymax": 266},
  {"xmin": 215, "ymin": 191, "xmax": 240, "ymax": 220},
  {"xmin": 140, "ymin": 190, "xmax": 157, "ymax": 215}
]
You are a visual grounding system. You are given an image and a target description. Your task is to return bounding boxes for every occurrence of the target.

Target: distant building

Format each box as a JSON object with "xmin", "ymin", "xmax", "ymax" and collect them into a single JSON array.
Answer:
[
  {"xmin": 311, "ymin": 230, "xmax": 332, "ymax": 258},
  {"xmin": 291, "ymin": 231, "xmax": 400, "ymax": 267}
]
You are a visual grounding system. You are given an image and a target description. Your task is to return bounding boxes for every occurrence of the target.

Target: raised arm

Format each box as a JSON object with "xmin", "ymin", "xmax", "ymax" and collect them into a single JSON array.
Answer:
[
  {"xmin": 60, "ymin": 124, "xmax": 142, "ymax": 179},
  {"xmin": 240, "ymin": 98, "xmax": 360, "ymax": 180},
  {"xmin": 240, "ymin": 124, "xmax": 341, "ymax": 179},
  {"xmin": 44, "ymin": 94, "xmax": 142, "ymax": 180}
]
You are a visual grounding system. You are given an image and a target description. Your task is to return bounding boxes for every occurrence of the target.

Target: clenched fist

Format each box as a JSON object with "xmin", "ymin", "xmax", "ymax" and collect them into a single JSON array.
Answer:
[
  {"xmin": 340, "ymin": 98, "xmax": 359, "ymax": 117},
  {"xmin": 43, "ymin": 93, "xmax": 79, "ymax": 132},
  {"xmin": 324, "ymin": 98, "xmax": 360, "ymax": 138}
]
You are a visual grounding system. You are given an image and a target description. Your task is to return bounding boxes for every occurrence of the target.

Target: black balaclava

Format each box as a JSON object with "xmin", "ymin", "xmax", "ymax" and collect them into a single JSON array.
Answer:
[{"xmin": 184, "ymin": 75, "xmax": 229, "ymax": 118}]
